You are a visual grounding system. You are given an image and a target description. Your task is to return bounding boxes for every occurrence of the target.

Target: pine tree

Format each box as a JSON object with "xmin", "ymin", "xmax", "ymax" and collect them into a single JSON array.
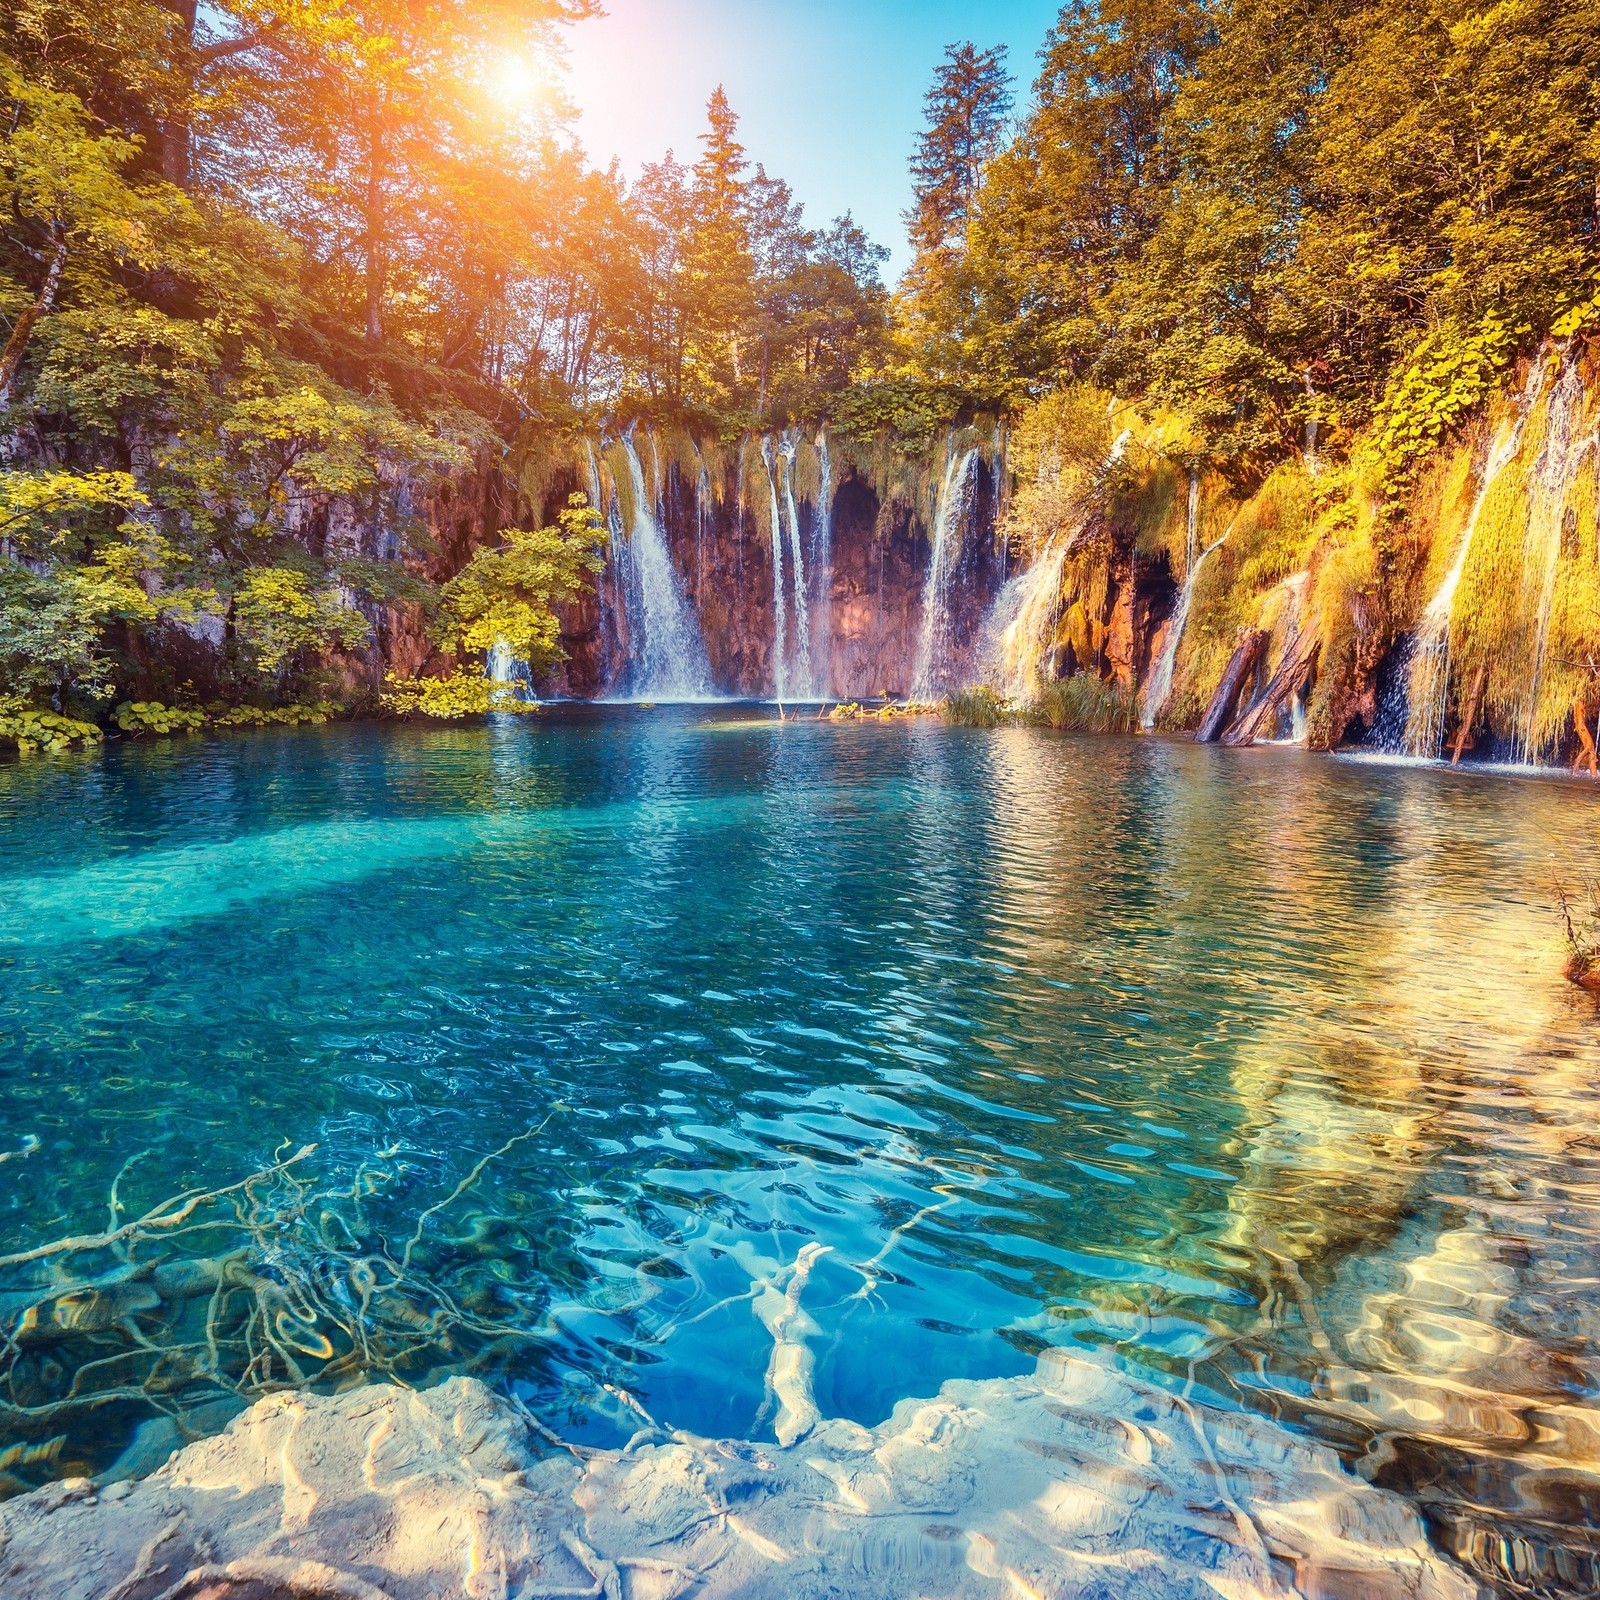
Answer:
[
  {"xmin": 682, "ymin": 86, "xmax": 757, "ymax": 409},
  {"xmin": 901, "ymin": 42, "xmax": 1013, "ymax": 381}
]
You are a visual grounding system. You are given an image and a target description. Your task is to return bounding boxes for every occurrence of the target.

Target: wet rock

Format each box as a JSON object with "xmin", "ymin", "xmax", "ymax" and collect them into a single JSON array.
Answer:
[{"xmin": 0, "ymin": 1352, "xmax": 1475, "ymax": 1600}]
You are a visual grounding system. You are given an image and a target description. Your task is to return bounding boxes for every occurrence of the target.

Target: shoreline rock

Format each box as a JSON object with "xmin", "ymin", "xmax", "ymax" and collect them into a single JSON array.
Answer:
[{"xmin": 0, "ymin": 1350, "xmax": 1474, "ymax": 1600}]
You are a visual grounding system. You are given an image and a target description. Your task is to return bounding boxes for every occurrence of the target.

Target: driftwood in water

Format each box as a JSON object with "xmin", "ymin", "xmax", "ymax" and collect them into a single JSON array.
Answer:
[
  {"xmin": 1223, "ymin": 629, "xmax": 1321, "ymax": 747},
  {"xmin": 1573, "ymin": 696, "xmax": 1598, "ymax": 776},
  {"xmin": 1451, "ymin": 666, "xmax": 1488, "ymax": 766},
  {"xmin": 1196, "ymin": 629, "xmax": 1268, "ymax": 743}
]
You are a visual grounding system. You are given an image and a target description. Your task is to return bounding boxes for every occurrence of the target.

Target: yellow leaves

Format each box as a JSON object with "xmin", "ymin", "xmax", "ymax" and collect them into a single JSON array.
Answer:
[
  {"xmin": 0, "ymin": 696, "xmax": 102, "ymax": 755},
  {"xmin": 234, "ymin": 567, "xmax": 370, "ymax": 676},
  {"xmin": 0, "ymin": 469, "xmax": 143, "ymax": 542},
  {"xmin": 435, "ymin": 494, "xmax": 604, "ymax": 675},
  {"xmin": 380, "ymin": 669, "xmax": 537, "ymax": 720}
]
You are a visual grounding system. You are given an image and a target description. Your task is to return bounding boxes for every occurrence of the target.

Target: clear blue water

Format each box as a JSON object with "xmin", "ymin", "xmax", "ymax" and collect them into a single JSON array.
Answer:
[{"xmin": 2, "ymin": 710, "xmax": 1599, "ymax": 1588}]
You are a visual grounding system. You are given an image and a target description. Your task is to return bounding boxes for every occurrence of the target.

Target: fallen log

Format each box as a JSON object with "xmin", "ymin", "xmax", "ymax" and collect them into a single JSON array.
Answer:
[
  {"xmin": 1223, "ymin": 629, "xmax": 1321, "ymax": 747},
  {"xmin": 1196, "ymin": 629, "xmax": 1269, "ymax": 743}
]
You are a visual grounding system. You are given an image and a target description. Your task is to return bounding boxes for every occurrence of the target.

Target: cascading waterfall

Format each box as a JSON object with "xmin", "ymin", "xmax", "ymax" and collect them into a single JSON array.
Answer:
[
  {"xmin": 979, "ymin": 537, "xmax": 1069, "ymax": 700},
  {"xmin": 778, "ymin": 433, "xmax": 815, "ymax": 697},
  {"xmin": 1514, "ymin": 358, "xmax": 1596, "ymax": 764},
  {"xmin": 809, "ymin": 430, "xmax": 834, "ymax": 699},
  {"xmin": 586, "ymin": 441, "xmax": 631, "ymax": 682},
  {"xmin": 1399, "ymin": 366, "xmax": 1547, "ymax": 757},
  {"xmin": 691, "ymin": 438, "xmax": 712, "ymax": 595},
  {"xmin": 910, "ymin": 441, "xmax": 981, "ymax": 701},
  {"xmin": 611, "ymin": 430, "xmax": 713, "ymax": 700},
  {"xmin": 761, "ymin": 438, "xmax": 790, "ymax": 701},
  {"xmin": 1142, "ymin": 471, "xmax": 1227, "ymax": 730}
]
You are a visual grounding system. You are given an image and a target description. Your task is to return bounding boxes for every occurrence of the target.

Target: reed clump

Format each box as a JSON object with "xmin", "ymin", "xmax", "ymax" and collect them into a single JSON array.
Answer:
[{"xmin": 940, "ymin": 674, "xmax": 1139, "ymax": 734}]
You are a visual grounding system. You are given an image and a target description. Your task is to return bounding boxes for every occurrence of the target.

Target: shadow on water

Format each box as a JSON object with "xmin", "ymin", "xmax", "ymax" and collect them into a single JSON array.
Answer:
[{"xmin": 1, "ymin": 709, "xmax": 1598, "ymax": 1593}]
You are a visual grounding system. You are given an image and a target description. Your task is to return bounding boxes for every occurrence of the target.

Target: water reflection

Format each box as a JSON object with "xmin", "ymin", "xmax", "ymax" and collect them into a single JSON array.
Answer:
[{"xmin": 0, "ymin": 713, "xmax": 1597, "ymax": 1592}]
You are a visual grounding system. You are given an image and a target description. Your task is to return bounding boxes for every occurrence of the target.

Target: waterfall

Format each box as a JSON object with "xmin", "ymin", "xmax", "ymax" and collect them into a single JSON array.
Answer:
[
  {"xmin": 762, "ymin": 438, "xmax": 789, "ymax": 701},
  {"xmin": 810, "ymin": 430, "xmax": 834, "ymax": 700},
  {"xmin": 691, "ymin": 438, "xmax": 711, "ymax": 596},
  {"xmin": 978, "ymin": 538, "xmax": 1069, "ymax": 700},
  {"xmin": 1142, "ymin": 510, "xmax": 1229, "ymax": 730},
  {"xmin": 779, "ymin": 433, "xmax": 815, "ymax": 697},
  {"xmin": 910, "ymin": 441, "xmax": 981, "ymax": 701},
  {"xmin": 586, "ymin": 441, "xmax": 631, "ymax": 688},
  {"xmin": 1399, "ymin": 366, "xmax": 1547, "ymax": 757},
  {"xmin": 610, "ymin": 430, "xmax": 713, "ymax": 700},
  {"xmin": 1515, "ymin": 358, "xmax": 1596, "ymax": 764}
]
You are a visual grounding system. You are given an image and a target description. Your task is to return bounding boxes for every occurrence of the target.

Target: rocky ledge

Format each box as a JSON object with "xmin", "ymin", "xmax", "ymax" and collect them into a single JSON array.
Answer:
[{"xmin": 0, "ymin": 1346, "xmax": 1474, "ymax": 1600}]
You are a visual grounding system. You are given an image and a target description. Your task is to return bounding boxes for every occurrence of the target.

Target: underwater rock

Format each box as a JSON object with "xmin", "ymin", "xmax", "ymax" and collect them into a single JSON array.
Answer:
[{"xmin": 0, "ymin": 1351, "xmax": 1475, "ymax": 1600}]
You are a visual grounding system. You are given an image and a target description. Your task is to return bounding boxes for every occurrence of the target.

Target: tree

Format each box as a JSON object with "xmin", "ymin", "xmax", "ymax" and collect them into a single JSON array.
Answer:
[
  {"xmin": 681, "ymin": 87, "xmax": 757, "ymax": 410},
  {"xmin": 900, "ymin": 42, "xmax": 1013, "ymax": 379}
]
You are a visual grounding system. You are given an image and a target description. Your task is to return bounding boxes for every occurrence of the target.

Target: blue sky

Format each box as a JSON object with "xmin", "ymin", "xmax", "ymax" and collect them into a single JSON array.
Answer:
[{"xmin": 563, "ymin": 0, "xmax": 1064, "ymax": 279}]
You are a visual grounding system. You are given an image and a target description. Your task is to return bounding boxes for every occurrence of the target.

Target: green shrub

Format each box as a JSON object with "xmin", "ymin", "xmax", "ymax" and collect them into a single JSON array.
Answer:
[
  {"xmin": 0, "ymin": 697, "xmax": 103, "ymax": 754},
  {"xmin": 211, "ymin": 703, "xmax": 339, "ymax": 728},
  {"xmin": 114, "ymin": 702, "xmax": 206, "ymax": 736}
]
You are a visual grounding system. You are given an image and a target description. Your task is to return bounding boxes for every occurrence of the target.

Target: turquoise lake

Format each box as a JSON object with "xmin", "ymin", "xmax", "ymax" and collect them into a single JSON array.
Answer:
[{"xmin": 2, "ymin": 710, "xmax": 1598, "ymax": 1590}]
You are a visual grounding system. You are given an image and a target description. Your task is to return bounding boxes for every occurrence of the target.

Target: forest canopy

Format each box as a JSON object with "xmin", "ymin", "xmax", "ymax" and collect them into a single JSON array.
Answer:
[{"xmin": 0, "ymin": 0, "xmax": 1596, "ymax": 725}]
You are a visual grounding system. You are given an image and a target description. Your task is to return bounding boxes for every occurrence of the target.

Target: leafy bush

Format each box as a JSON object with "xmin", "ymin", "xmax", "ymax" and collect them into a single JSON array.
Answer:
[
  {"xmin": 114, "ymin": 701, "xmax": 206, "ymax": 736},
  {"xmin": 381, "ymin": 671, "xmax": 539, "ymax": 720},
  {"xmin": 210, "ymin": 703, "xmax": 339, "ymax": 728},
  {"xmin": 1371, "ymin": 311, "xmax": 1520, "ymax": 507},
  {"xmin": 0, "ymin": 697, "xmax": 103, "ymax": 754}
]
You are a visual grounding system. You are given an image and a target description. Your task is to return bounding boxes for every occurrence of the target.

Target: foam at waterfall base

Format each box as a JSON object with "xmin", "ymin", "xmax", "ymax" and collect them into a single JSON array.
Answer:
[{"xmin": 0, "ymin": 1347, "xmax": 1473, "ymax": 1600}]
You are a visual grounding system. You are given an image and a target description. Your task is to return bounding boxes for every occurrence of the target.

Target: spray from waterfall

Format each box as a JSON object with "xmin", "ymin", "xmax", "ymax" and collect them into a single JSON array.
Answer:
[
  {"xmin": 975, "ymin": 427, "xmax": 1131, "ymax": 703},
  {"xmin": 979, "ymin": 538, "xmax": 1069, "ymax": 700},
  {"xmin": 1142, "ymin": 473, "xmax": 1230, "ymax": 730},
  {"xmin": 1515, "ymin": 358, "xmax": 1596, "ymax": 764},
  {"xmin": 911, "ymin": 440, "xmax": 981, "ymax": 700}
]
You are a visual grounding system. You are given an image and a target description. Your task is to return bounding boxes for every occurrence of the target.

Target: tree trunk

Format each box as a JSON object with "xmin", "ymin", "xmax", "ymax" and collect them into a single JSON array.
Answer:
[
  {"xmin": 0, "ymin": 234, "xmax": 67, "ymax": 408},
  {"xmin": 1451, "ymin": 665, "xmax": 1487, "ymax": 765},
  {"xmin": 158, "ymin": 0, "xmax": 200, "ymax": 188},
  {"xmin": 1196, "ymin": 628, "xmax": 1267, "ymax": 743},
  {"xmin": 1222, "ymin": 629, "xmax": 1321, "ymax": 747},
  {"xmin": 364, "ymin": 111, "xmax": 387, "ymax": 347}
]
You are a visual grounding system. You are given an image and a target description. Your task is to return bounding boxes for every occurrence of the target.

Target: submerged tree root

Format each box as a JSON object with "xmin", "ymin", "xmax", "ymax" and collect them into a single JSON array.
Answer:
[{"xmin": 0, "ymin": 1121, "xmax": 568, "ymax": 1483}]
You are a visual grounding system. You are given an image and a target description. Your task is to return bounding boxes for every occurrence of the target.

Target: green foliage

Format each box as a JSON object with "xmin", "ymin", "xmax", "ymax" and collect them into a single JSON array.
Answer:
[
  {"xmin": 828, "ymin": 380, "xmax": 962, "ymax": 448},
  {"xmin": 381, "ymin": 670, "xmax": 539, "ymax": 720},
  {"xmin": 1370, "ymin": 313, "xmax": 1521, "ymax": 505},
  {"xmin": 942, "ymin": 686, "xmax": 1019, "ymax": 727},
  {"xmin": 436, "ymin": 495, "xmax": 605, "ymax": 673},
  {"xmin": 0, "ymin": 470, "xmax": 143, "ymax": 544},
  {"xmin": 113, "ymin": 701, "xmax": 206, "ymax": 736},
  {"xmin": 210, "ymin": 703, "xmax": 340, "ymax": 728},
  {"xmin": 0, "ymin": 696, "xmax": 103, "ymax": 754},
  {"xmin": 233, "ymin": 568, "xmax": 370, "ymax": 679}
]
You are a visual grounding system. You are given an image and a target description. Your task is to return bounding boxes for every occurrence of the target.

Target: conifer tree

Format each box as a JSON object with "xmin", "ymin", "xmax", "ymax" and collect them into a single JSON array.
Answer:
[{"xmin": 900, "ymin": 42, "xmax": 1013, "ymax": 380}]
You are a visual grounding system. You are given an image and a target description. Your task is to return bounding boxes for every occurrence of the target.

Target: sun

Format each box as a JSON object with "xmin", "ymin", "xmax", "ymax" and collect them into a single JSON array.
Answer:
[{"xmin": 489, "ymin": 55, "xmax": 543, "ymax": 109}]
